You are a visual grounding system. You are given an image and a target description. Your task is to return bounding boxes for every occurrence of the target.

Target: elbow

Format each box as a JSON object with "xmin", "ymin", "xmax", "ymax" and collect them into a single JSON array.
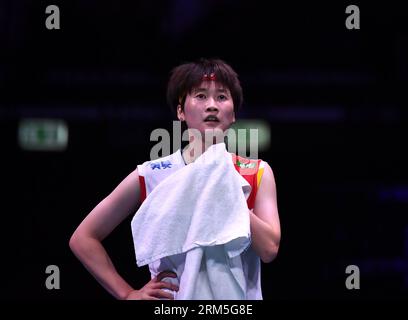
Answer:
[
  {"xmin": 69, "ymin": 229, "xmax": 86, "ymax": 254},
  {"xmin": 260, "ymin": 242, "xmax": 280, "ymax": 264},
  {"xmin": 69, "ymin": 227, "xmax": 99, "ymax": 256},
  {"xmin": 69, "ymin": 231, "xmax": 80, "ymax": 253}
]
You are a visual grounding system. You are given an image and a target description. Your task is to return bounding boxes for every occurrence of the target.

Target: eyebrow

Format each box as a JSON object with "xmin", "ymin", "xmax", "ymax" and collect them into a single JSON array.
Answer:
[{"xmin": 192, "ymin": 87, "xmax": 229, "ymax": 93}]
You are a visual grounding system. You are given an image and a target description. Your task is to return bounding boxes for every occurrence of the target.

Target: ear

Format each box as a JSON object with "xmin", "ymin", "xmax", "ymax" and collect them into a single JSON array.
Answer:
[
  {"xmin": 231, "ymin": 111, "xmax": 236, "ymax": 124},
  {"xmin": 177, "ymin": 105, "xmax": 185, "ymax": 121}
]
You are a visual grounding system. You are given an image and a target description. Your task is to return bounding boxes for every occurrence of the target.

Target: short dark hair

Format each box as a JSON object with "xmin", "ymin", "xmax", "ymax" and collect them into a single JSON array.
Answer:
[{"xmin": 166, "ymin": 58, "xmax": 243, "ymax": 114}]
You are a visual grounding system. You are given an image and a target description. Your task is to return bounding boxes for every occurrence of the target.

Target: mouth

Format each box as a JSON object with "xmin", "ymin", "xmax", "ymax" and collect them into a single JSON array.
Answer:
[{"xmin": 204, "ymin": 115, "xmax": 219, "ymax": 123}]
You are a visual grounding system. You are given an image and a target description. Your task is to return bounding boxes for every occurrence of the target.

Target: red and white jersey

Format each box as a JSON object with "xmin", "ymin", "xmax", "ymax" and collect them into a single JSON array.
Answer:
[
  {"xmin": 137, "ymin": 149, "xmax": 266, "ymax": 210},
  {"xmin": 136, "ymin": 149, "xmax": 268, "ymax": 299}
]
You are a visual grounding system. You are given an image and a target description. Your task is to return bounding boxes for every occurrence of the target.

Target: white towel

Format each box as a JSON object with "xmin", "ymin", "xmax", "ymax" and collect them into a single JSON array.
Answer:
[{"xmin": 131, "ymin": 143, "xmax": 253, "ymax": 299}]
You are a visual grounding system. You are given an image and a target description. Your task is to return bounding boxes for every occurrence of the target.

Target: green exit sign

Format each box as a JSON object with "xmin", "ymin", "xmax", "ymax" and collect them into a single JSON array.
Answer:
[{"xmin": 18, "ymin": 119, "xmax": 68, "ymax": 151}]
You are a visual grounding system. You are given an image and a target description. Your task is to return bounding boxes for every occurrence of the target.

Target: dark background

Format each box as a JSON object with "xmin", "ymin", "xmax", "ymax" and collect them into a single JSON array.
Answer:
[{"xmin": 1, "ymin": 1, "xmax": 407, "ymax": 301}]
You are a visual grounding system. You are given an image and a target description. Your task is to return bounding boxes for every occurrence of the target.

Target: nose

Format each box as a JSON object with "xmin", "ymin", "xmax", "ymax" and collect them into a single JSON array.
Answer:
[{"xmin": 205, "ymin": 97, "xmax": 219, "ymax": 113}]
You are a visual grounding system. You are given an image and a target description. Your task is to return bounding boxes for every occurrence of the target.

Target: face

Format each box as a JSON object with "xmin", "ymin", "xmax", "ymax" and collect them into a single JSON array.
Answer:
[{"xmin": 177, "ymin": 81, "xmax": 235, "ymax": 138}]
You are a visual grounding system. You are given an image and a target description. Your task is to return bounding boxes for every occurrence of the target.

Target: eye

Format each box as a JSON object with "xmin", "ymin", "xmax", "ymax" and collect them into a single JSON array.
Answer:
[
  {"xmin": 196, "ymin": 93, "xmax": 206, "ymax": 99},
  {"xmin": 218, "ymin": 94, "xmax": 228, "ymax": 101}
]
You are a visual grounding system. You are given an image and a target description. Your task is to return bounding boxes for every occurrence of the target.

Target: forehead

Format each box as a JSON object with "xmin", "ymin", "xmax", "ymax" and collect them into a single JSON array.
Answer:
[{"xmin": 191, "ymin": 81, "xmax": 230, "ymax": 92}]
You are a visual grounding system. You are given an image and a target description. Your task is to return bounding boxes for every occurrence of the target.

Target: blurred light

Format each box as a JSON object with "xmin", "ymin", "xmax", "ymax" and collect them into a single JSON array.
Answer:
[
  {"xmin": 18, "ymin": 118, "xmax": 68, "ymax": 151},
  {"xmin": 227, "ymin": 119, "xmax": 270, "ymax": 153},
  {"xmin": 379, "ymin": 186, "xmax": 408, "ymax": 203}
]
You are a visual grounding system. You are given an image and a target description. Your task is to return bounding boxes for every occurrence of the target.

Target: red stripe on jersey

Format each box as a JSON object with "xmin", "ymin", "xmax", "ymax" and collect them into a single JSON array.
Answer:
[
  {"xmin": 231, "ymin": 154, "xmax": 261, "ymax": 210},
  {"xmin": 139, "ymin": 175, "xmax": 147, "ymax": 203}
]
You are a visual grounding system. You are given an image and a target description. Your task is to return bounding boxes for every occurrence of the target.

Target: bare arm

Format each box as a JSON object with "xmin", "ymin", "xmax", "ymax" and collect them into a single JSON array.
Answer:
[
  {"xmin": 250, "ymin": 163, "xmax": 281, "ymax": 263},
  {"xmin": 69, "ymin": 169, "xmax": 178, "ymax": 299}
]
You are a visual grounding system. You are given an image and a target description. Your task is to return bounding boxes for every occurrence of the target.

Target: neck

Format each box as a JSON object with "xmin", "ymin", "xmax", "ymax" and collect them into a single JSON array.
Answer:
[
  {"xmin": 182, "ymin": 137, "xmax": 224, "ymax": 165},
  {"xmin": 182, "ymin": 141, "xmax": 206, "ymax": 165},
  {"xmin": 182, "ymin": 129, "xmax": 226, "ymax": 164}
]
